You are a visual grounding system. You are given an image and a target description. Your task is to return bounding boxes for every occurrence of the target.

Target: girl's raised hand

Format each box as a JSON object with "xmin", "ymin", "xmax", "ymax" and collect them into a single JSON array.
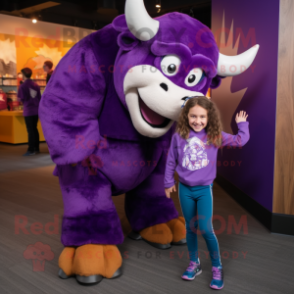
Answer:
[
  {"xmin": 165, "ymin": 185, "xmax": 176, "ymax": 198},
  {"xmin": 235, "ymin": 111, "xmax": 248, "ymax": 123}
]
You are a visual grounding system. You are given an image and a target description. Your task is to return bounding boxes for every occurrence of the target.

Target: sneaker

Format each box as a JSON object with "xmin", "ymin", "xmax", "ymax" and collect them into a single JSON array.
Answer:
[
  {"xmin": 181, "ymin": 259, "xmax": 202, "ymax": 281},
  {"xmin": 34, "ymin": 150, "xmax": 40, "ymax": 154},
  {"xmin": 23, "ymin": 151, "xmax": 36, "ymax": 156},
  {"xmin": 210, "ymin": 266, "xmax": 224, "ymax": 290}
]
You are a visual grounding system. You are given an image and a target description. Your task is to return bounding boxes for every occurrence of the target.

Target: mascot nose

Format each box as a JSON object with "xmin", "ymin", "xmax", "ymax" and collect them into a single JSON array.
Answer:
[{"xmin": 160, "ymin": 83, "xmax": 168, "ymax": 91}]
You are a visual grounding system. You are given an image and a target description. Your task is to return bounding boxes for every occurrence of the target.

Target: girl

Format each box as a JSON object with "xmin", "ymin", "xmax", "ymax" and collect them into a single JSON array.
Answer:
[{"xmin": 164, "ymin": 96, "xmax": 249, "ymax": 290}]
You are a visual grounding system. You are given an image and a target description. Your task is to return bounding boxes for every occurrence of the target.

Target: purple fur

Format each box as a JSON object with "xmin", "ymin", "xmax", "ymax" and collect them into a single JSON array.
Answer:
[
  {"xmin": 62, "ymin": 212, "xmax": 124, "ymax": 246},
  {"xmin": 125, "ymin": 152, "xmax": 179, "ymax": 232}
]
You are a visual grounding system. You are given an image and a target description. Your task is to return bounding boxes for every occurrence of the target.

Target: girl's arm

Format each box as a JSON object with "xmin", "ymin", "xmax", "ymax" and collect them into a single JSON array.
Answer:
[
  {"xmin": 164, "ymin": 133, "xmax": 178, "ymax": 189},
  {"xmin": 221, "ymin": 111, "xmax": 250, "ymax": 147}
]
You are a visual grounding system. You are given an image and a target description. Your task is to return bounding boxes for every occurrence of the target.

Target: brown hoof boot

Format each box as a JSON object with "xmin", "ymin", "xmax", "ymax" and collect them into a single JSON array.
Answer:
[
  {"xmin": 58, "ymin": 247, "xmax": 75, "ymax": 278},
  {"xmin": 72, "ymin": 244, "xmax": 122, "ymax": 285},
  {"xmin": 103, "ymin": 245, "xmax": 123, "ymax": 279},
  {"xmin": 140, "ymin": 223, "xmax": 173, "ymax": 249},
  {"xmin": 166, "ymin": 217, "xmax": 187, "ymax": 245}
]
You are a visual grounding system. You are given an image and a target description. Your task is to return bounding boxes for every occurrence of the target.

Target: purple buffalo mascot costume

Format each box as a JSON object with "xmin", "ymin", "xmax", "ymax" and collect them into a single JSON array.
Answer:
[{"xmin": 39, "ymin": 0, "xmax": 258, "ymax": 285}]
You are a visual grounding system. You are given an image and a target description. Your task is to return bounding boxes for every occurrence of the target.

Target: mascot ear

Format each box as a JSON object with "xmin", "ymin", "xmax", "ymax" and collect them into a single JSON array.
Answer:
[
  {"xmin": 117, "ymin": 31, "xmax": 140, "ymax": 51},
  {"xmin": 113, "ymin": 14, "xmax": 140, "ymax": 51},
  {"xmin": 210, "ymin": 75, "xmax": 223, "ymax": 89},
  {"xmin": 113, "ymin": 15, "xmax": 128, "ymax": 32}
]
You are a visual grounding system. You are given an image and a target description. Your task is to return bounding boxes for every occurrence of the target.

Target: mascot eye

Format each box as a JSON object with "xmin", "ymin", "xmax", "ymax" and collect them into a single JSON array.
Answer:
[
  {"xmin": 160, "ymin": 55, "xmax": 181, "ymax": 76},
  {"xmin": 167, "ymin": 64, "xmax": 177, "ymax": 74},
  {"xmin": 188, "ymin": 75, "xmax": 196, "ymax": 83},
  {"xmin": 185, "ymin": 68, "xmax": 205, "ymax": 87}
]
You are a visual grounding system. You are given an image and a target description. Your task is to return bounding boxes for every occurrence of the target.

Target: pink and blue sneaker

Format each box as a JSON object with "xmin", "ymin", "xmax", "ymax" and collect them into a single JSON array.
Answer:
[
  {"xmin": 210, "ymin": 266, "xmax": 224, "ymax": 290},
  {"xmin": 181, "ymin": 259, "xmax": 202, "ymax": 281}
]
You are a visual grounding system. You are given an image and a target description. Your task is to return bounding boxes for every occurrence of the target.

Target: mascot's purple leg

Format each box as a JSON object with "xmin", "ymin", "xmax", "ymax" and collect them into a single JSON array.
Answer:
[
  {"xmin": 56, "ymin": 163, "xmax": 124, "ymax": 246},
  {"xmin": 125, "ymin": 152, "xmax": 178, "ymax": 233}
]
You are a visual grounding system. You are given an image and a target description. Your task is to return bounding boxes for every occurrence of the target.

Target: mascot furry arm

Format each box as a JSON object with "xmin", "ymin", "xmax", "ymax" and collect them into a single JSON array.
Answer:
[{"xmin": 39, "ymin": 0, "xmax": 259, "ymax": 286}]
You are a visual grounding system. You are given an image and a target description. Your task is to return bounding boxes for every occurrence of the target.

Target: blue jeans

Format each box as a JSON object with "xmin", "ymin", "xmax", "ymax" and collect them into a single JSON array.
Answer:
[{"xmin": 178, "ymin": 182, "xmax": 222, "ymax": 267}]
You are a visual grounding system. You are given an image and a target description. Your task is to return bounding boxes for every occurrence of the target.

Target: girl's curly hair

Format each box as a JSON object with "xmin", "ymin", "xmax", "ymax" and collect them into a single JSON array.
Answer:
[{"xmin": 176, "ymin": 96, "xmax": 223, "ymax": 146}]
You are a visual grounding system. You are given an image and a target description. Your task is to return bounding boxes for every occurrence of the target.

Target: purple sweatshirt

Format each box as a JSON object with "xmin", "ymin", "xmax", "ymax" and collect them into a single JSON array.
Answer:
[
  {"xmin": 18, "ymin": 79, "xmax": 41, "ymax": 117},
  {"xmin": 164, "ymin": 122, "xmax": 250, "ymax": 188}
]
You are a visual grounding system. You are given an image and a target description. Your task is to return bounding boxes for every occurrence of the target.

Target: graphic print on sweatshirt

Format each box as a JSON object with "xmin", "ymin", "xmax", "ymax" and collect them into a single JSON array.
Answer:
[
  {"xmin": 29, "ymin": 88, "xmax": 37, "ymax": 99},
  {"xmin": 182, "ymin": 136, "xmax": 209, "ymax": 171}
]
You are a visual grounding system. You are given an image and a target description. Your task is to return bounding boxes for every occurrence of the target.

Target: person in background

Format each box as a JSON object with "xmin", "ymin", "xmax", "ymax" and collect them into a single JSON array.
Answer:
[
  {"xmin": 0, "ymin": 88, "xmax": 7, "ymax": 111},
  {"xmin": 43, "ymin": 60, "xmax": 54, "ymax": 84},
  {"xmin": 18, "ymin": 68, "xmax": 41, "ymax": 156}
]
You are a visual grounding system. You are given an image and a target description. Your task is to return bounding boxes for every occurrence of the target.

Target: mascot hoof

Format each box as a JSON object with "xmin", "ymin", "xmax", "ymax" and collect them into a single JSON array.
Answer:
[
  {"xmin": 76, "ymin": 274, "xmax": 103, "ymax": 285},
  {"xmin": 166, "ymin": 216, "xmax": 187, "ymax": 245},
  {"xmin": 140, "ymin": 223, "xmax": 173, "ymax": 249},
  {"xmin": 171, "ymin": 238, "xmax": 187, "ymax": 245},
  {"xmin": 128, "ymin": 231, "xmax": 171, "ymax": 249},
  {"xmin": 58, "ymin": 247, "xmax": 75, "ymax": 278},
  {"xmin": 109, "ymin": 266, "xmax": 123, "ymax": 279},
  {"xmin": 130, "ymin": 217, "xmax": 186, "ymax": 249},
  {"xmin": 58, "ymin": 268, "xmax": 72, "ymax": 279},
  {"xmin": 58, "ymin": 244, "xmax": 123, "ymax": 285},
  {"xmin": 75, "ymin": 266, "xmax": 122, "ymax": 285}
]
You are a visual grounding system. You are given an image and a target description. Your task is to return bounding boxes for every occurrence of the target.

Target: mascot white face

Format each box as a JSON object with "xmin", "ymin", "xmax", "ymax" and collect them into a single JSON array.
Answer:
[{"xmin": 124, "ymin": 64, "xmax": 205, "ymax": 138}]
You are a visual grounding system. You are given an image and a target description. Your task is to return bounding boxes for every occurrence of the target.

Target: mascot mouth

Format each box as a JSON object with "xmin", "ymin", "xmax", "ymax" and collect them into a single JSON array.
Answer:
[{"xmin": 138, "ymin": 94, "xmax": 171, "ymax": 128}]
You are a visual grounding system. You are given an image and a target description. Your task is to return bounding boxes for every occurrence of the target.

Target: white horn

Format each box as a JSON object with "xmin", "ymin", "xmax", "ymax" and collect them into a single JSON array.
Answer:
[
  {"xmin": 125, "ymin": 0, "xmax": 159, "ymax": 41},
  {"xmin": 217, "ymin": 45, "xmax": 260, "ymax": 76}
]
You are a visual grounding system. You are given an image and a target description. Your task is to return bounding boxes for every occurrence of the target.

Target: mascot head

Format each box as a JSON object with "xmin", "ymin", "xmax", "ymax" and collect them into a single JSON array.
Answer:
[{"xmin": 112, "ymin": 0, "xmax": 259, "ymax": 138}]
